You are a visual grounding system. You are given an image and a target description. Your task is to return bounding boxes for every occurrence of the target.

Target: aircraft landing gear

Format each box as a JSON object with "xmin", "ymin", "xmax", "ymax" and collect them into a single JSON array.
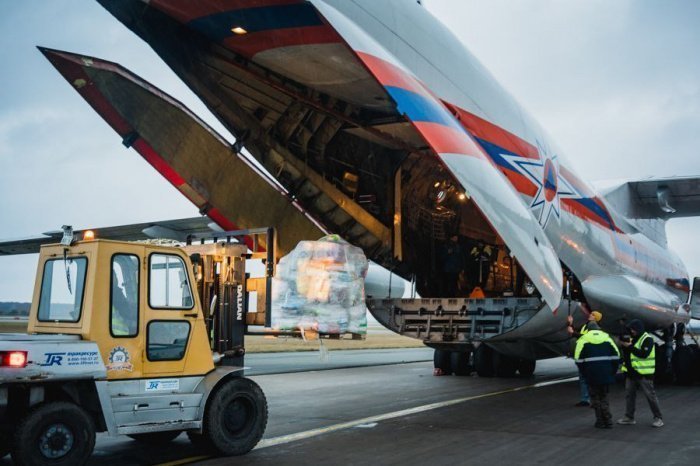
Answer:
[
  {"xmin": 656, "ymin": 323, "xmax": 700, "ymax": 385},
  {"xmin": 433, "ymin": 349, "xmax": 473, "ymax": 376},
  {"xmin": 433, "ymin": 346, "xmax": 535, "ymax": 378},
  {"xmin": 474, "ymin": 345, "xmax": 535, "ymax": 378}
]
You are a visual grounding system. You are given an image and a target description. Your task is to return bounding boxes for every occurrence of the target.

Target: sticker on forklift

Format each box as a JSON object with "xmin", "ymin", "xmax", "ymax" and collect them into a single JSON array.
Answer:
[
  {"xmin": 39, "ymin": 351, "xmax": 100, "ymax": 367},
  {"xmin": 106, "ymin": 346, "xmax": 133, "ymax": 372},
  {"xmin": 145, "ymin": 379, "xmax": 180, "ymax": 392}
]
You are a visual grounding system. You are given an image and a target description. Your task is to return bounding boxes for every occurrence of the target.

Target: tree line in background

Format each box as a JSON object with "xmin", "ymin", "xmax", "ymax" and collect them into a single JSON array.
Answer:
[{"xmin": 0, "ymin": 302, "xmax": 30, "ymax": 316}]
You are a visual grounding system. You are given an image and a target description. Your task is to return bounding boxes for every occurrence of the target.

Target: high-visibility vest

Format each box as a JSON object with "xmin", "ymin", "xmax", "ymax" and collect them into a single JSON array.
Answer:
[
  {"xmin": 622, "ymin": 332, "xmax": 655, "ymax": 375},
  {"xmin": 579, "ymin": 323, "xmax": 590, "ymax": 335},
  {"xmin": 574, "ymin": 329, "xmax": 620, "ymax": 361}
]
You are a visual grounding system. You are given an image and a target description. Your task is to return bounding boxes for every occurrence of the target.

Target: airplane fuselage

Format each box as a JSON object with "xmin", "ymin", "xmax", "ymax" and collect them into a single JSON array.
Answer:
[{"xmin": 44, "ymin": 0, "xmax": 691, "ymax": 353}]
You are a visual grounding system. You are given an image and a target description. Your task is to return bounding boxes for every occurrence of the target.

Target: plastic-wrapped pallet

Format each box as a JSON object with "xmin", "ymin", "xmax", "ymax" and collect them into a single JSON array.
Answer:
[{"xmin": 271, "ymin": 234, "xmax": 369, "ymax": 336}]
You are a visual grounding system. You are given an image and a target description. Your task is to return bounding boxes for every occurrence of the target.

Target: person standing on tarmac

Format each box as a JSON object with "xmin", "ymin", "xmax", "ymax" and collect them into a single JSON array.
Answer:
[
  {"xmin": 574, "ymin": 321, "xmax": 620, "ymax": 428},
  {"xmin": 567, "ymin": 310, "xmax": 603, "ymax": 407},
  {"xmin": 617, "ymin": 319, "xmax": 664, "ymax": 428}
]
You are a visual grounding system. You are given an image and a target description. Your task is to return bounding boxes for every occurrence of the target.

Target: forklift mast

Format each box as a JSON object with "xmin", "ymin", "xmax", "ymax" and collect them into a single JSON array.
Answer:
[{"xmin": 185, "ymin": 227, "xmax": 276, "ymax": 368}]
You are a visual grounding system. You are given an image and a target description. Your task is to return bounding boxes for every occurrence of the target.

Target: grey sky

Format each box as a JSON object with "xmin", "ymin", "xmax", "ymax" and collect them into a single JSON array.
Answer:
[{"xmin": 0, "ymin": 0, "xmax": 699, "ymax": 301}]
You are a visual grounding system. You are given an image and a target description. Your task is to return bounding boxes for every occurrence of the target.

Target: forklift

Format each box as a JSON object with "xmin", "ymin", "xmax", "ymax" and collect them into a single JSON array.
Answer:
[{"xmin": 0, "ymin": 226, "xmax": 277, "ymax": 465}]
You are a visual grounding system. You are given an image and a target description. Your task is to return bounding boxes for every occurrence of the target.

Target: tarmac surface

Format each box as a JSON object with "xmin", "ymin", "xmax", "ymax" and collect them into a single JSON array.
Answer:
[{"xmin": 3, "ymin": 348, "xmax": 700, "ymax": 465}]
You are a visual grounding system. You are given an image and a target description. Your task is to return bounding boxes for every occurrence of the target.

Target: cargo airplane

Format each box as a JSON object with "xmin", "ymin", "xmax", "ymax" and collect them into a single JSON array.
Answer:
[{"xmin": 3, "ymin": 0, "xmax": 699, "ymax": 378}]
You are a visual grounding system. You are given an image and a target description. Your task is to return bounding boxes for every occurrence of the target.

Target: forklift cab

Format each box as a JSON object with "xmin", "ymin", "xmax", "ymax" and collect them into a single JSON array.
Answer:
[{"xmin": 28, "ymin": 240, "xmax": 215, "ymax": 380}]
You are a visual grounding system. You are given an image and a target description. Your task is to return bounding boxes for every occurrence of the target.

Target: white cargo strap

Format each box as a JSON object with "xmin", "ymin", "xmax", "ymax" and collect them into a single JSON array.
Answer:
[{"xmin": 575, "ymin": 356, "xmax": 620, "ymax": 363}]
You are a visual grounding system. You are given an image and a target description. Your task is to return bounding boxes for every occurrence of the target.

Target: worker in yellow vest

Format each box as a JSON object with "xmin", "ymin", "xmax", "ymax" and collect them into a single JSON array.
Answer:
[
  {"xmin": 574, "ymin": 321, "xmax": 620, "ymax": 428},
  {"xmin": 617, "ymin": 319, "xmax": 664, "ymax": 428},
  {"xmin": 567, "ymin": 310, "xmax": 603, "ymax": 407}
]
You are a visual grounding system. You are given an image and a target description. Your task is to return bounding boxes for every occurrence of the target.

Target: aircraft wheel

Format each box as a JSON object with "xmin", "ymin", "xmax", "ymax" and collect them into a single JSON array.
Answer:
[
  {"xmin": 433, "ymin": 349, "xmax": 453, "ymax": 375},
  {"xmin": 672, "ymin": 344, "xmax": 694, "ymax": 385},
  {"xmin": 12, "ymin": 401, "xmax": 95, "ymax": 466},
  {"xmin": 517, "ymin": 359, "xmax": 536, "ymax": 377},
  {"xmin": 474, "ymin": 344, "xmax": 495, "ymax": 377},
  {"xmin": 493, "ymin": 352, "xmax": 518, "ymax": 378},
  {"xmin": 203, "ymin": 377, "xmax": 268, "ymax": 456},
  {"xmin": 688, "ymin": 343, "xmax": 700, "ymax": 383},
  {"xmin": 128, "ymin": 430, "xmax": 182, "ymax": 444},
  {"xmin": 451, "ymin": 350, "xmax": 473, "ymax": 376}
]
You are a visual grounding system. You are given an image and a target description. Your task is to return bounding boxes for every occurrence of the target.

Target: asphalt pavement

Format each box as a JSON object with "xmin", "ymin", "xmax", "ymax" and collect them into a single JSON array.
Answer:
[{"xmin": 3, "ymin": 349, "xmax": 699, "ymax": 465}]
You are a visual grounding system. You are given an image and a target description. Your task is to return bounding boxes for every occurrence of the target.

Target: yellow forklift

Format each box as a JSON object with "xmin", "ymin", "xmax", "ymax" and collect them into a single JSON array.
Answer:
[{"xmin": 0, "ymin": 226, "xmax": 276, "ymax": 465}]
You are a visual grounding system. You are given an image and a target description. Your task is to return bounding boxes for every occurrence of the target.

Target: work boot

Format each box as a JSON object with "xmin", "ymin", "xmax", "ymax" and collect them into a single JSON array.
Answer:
[
  {"xmin": 617, "ymin": 416, "xmax": 636, "ymax": 425},
  {"xmin": 652, "ymin": 418, "xmax": 664, "ymax": 428},
  {"xmin": 575, "ymin": 401, "xmax": 590, "ymax": 407}
]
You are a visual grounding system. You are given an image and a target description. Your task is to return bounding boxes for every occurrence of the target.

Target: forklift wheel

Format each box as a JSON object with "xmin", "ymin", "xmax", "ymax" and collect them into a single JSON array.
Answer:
[
  {"xmin": 203, "ymin": 377, "xmax": 268, "ymax": 456},
  {"xmin": 11, "ymin": 401, "xmax": 95, "ymax": 466},
  {"xmin": 127, "ymin": 430, "xmax": 183, "ymax": 444}
]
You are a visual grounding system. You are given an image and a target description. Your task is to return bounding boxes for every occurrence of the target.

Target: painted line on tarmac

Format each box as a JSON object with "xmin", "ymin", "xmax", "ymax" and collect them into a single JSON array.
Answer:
[
  {"xmin": 156, "ymin": 455, "xmax": 211, "ymax": 466},
  {"xmin": 248, "ymin": 358, "xmax": 432, "ymax": 376},
  {"xmin": 255, "ymin": 375, "xmax": 579, "ymax": 450},
  {"xmin": 156, "ymin": 375, "xmax": 578, "ymax": 465}
]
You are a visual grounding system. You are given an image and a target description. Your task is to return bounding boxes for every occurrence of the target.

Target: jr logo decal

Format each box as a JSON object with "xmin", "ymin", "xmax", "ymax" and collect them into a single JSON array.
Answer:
[
  {"xmin": 40, "ymin": 352, "xmax": 65, "ymax": 366},
  {"xmin": 106, "ymin": 346, "xmax": 133, "ymax": 372}
]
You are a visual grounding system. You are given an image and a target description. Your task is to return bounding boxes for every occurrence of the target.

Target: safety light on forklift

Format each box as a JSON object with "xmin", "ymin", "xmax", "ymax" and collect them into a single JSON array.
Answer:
[
  {"xmin": 0, "ymin": 351, "xmax": 28, "ymax": 368},
  {"xmin": 83, "ymin": 230, "xmax": 96, "ymax": 241}
]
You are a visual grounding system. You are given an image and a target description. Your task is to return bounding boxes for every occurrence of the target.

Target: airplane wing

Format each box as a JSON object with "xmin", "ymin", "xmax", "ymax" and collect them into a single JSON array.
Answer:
[
  {"xmin": 0, "ymin": 217, "xmax": 215, "ymax": 255},
  {"xmin": 623, "ymin": 176, "xmax": 700, "ymax": 219}
]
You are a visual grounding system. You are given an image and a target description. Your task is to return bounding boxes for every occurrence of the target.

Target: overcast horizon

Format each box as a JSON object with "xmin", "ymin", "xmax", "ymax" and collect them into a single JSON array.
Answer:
[{"xmin": 1, "ymin": 0, "xmax": 699, "ymax": 301}]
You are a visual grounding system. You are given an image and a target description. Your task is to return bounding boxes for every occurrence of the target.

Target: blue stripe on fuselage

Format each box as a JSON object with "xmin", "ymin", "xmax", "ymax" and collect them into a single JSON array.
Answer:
[
  {"xmin": 188, "ymin": 4, "xmax": 323, "ymax": 42},
  {"xmin": 384, "ymin": 86, "xmax": 460, "ymax": 129},
  {"xmin": 473, "ymin": 137, "xmax": 516, "ymax": 170}
]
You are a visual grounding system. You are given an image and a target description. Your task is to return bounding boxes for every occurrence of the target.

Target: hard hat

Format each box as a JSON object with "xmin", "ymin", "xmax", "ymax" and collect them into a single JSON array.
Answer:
[{"xmin": 590, "ymin": 311, "xmax": 603, "ymax": 322}]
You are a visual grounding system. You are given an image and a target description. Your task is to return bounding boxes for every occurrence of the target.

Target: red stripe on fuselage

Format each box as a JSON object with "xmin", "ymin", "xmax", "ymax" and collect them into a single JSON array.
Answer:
[
  {"xmin": 149, "ymin": 0, "xmax": 301, "ymax": 23},
  {"xmin": 221, "ymin": 26, "xmax": 340, "ymax": 57},
  {"xmin": 413, "ymin": 122, "xmax": 483, "ymax": 158},
  {"xmin": 356, "ymin": 52, "xmax": 429, "ymax": 98},
  {"xmin": 445, "ymin": 103, "xmax": 539, "ymax": 160},
  {"xmin": 561, "ymin": 199, "xmax": 611, "ymax": 231}
]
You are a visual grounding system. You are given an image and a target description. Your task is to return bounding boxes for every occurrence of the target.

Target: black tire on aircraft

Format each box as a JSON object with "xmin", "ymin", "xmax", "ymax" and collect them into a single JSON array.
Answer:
[
  {"xmin": 672, "ymin": 344, "xmax": 694, "ymax": 385},
  {"xmin": 493, "ymin": 352, "xmax": 518, "ymax": 378},
  {"xmin": 474, "ymin": 344, "xmax": 495, "ymax": 377},
  {"xmin": 127, "ymin": 430, "xmax": 182, "ymax": 444},
  {"xmin": 450, "ymin": 350, "xmax": 473, "ymax": 376},
  {"xmin": 11, "ymin": 401, "xmax": 96, "ymax": 466},
  {"xmin": 434, "ymin": 349, "xmax": 453, "ymax": 375},
  {"xmin": 202, "ymin": 377, "xmax": 268, "ymax": 456},
  {"xmin": 517, "ymin": 359, "xmax": 536, "ymax": 377},
  {"xmin": 688, "ymin": 343, "xmax": 700, "ymax": 383}
]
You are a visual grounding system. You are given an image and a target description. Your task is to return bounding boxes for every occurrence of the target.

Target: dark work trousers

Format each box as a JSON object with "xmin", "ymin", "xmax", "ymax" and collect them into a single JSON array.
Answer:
[
  {"xmin": 590, "ymin": 384, "xmax": 612, "ymax": 426},
  {"xmin": 625, "ymin": 376, "xmax": 662, "ymax": 419}
]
